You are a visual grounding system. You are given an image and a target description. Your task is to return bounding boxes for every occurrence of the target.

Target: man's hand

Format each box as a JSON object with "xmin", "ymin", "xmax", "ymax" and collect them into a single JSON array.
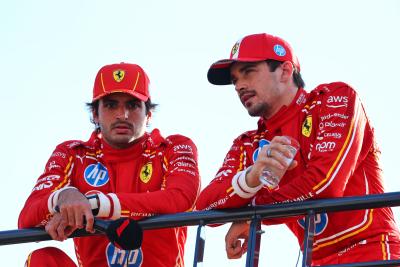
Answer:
[
  {"xmin": 225, "ymin": 221, "xmax": 250, "ymax": 259},
  {"xmin": 45, "ymin": 213, "xmax": 77, "ymax": 241},
  {"xmin": 246, "ymin": 136, "xmax": 298, "ymax": 188},
  {"xmin": 46, "ymin": 188, "xmax": 95, "ymax": 240}
]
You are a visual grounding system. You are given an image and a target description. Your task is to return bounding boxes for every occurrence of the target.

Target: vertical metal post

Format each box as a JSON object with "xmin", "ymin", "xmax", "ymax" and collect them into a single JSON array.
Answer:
[
  {"xmin": 193, "ymin": 221, "xmax": 205, "ymax": 267},
  {"xmin": 245, "ymin": 216, "xmax": 263, "ymax": 267},
  {"xmin": 302, "ymin": 210, "xmax": 316, "ymax": 267}
]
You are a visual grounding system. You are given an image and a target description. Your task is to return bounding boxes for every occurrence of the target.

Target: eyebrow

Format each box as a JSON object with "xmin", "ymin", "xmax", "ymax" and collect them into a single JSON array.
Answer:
[
  {"xmin": 230, "ymin": 62, "xmax": 258, "ymax": 81},
  {"xmin": 238, "ymin": 63, "xmax": 258, "ymax": 73}
]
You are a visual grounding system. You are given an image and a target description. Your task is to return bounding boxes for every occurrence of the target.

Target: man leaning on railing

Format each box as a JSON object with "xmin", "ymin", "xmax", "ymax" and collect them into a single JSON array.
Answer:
[{"xmin": 195, "ymin": 32, "xmax": 400, "ymax": 265}]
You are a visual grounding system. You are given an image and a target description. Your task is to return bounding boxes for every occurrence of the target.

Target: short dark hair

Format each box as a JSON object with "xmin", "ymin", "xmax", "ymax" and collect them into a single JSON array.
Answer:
[
  {"xmin": 265, "ymin": 59, "xmax": 305, "ymax": 88},
  {"xmin": 86, "ymin": 99, "xmax": 158, "ymax": 130}
]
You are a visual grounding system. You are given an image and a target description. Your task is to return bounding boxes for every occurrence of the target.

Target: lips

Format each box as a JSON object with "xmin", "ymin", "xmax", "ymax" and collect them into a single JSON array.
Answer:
[
  {"xmin": 112, "ymin": 123, "xmax": 133, "ymax": 134},
  {"xmin": 240, "ymin": 92, "xmax": 255, "ymax": 107}
]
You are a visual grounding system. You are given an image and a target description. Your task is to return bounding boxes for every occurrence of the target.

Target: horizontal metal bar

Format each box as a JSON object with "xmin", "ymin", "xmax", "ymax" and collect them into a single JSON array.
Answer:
[
  {"xmin": 138, "ymin": 192, "xmax": 400, "ymax": 229},
  {"xmin": 2, "ymin": 192, "xmax": 400, "ymax": 246},
  {"xmin": 318, "ymin": 259, "xmax": 400, "ymax": 267}
]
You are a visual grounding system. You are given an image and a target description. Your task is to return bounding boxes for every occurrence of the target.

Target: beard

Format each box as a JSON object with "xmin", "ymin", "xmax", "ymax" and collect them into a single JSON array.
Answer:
[{"xmin": 246, "ymin": 102, "xmax": 271, "ymax": 117}]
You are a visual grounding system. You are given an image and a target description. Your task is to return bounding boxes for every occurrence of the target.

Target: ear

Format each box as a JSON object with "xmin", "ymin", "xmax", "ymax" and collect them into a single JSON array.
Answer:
[
  {"xmin": 93, "ymin": 110, "xmax": 99, "ymax": 124},
  {"xmin": 146, "ymin": 111, "xmax": 152, "ymax": 126},
  {"xmin": 280, "ymin": 61, "xmax": 294, "ymax": 83}
]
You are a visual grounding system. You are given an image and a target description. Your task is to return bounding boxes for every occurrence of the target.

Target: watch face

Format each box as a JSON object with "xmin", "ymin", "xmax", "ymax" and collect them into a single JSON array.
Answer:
[{"xmin": 87, "ymin": 194, "xmax": 100, "ymax": 210}]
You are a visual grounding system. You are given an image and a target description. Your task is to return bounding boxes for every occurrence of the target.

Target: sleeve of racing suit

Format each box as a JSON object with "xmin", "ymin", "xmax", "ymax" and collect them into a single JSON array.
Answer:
[
  {"xmin": 18, "ymin": 142, "xmax": 77, "ymax": 228},
  {"xmin": 115, "ymin": 136, "xmax": 201, "ymax": 218},
  {"xmin": 255, "ymin": 83, "xmax": 372, "ymax": 206},
  {"xmin": 195, "ymin": 136, "xmax": 259, "ymax": 211}
]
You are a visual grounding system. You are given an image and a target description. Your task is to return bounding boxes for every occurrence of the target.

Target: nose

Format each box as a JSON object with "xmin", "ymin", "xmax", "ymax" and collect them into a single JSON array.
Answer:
[
  {"xmin": 234, "ymin": 79, "xmax": 247, "ymax": 93},
  {"xmin": 116, "ymin": 106, "xmax": 129, "ymax": 120}
]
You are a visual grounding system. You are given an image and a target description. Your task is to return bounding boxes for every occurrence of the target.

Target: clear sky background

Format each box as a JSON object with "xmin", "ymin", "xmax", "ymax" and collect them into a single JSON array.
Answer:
[{"xmin": 0, "ymin": 0, "xmax": 399, "ymax": 266}]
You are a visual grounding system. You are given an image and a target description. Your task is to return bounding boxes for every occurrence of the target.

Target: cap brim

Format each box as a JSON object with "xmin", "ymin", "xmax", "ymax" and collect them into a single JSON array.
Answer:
[
  {"xmin": 207, "ymin": 58, "xmax": 268, "ymax": 85},
  {"xmin": 93, "ymin": 90, "xmax": 149, "ymax": 102}
]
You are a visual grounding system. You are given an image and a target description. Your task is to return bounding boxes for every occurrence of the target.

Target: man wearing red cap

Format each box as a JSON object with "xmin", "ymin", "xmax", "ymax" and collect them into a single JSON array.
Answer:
[
  {"xmin": 196, "ymin": 33, "xmax": 400, "ymax": 265},
  {"xmin": 19, "ymin": 63, "xmax": 200, "ymax": 267}
]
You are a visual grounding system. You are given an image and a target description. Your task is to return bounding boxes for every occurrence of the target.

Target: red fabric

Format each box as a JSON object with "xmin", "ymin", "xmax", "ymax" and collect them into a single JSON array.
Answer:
[
  {"xmin": 26, "ymin": 247, "xmax": 76, "ymax": 267},
  {"xmin": 313, "ymin": 233, "xmax": 400, "ymax": 266},
  {"xmin": 196, "ymin": 82, "xmax": 400, "ymax": 262},
  {"xmin": 19, "ymin": 129, "xmax": 200, "ymax": 267},
  {"xmin": 92, "ymin": 63, "xmax": 151, "ymax": 101},
  {"xmin": 207, "ymin": 33, "xmax": 300, "ymax": 85}
]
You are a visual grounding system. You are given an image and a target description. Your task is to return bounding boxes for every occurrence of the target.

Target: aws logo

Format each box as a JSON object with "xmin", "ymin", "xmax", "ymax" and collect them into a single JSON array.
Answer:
[
  {"xmin": 252, "ymin": 139, "xmax": 270, "ymax": 162},
  {"xmin": 84, "ymin": 163, "xmax": 109, "ymax": 187},
  {"xmin": 106, "ymin": 243, "xmax": 143, "ymax": 266},
  {"xmin": 297, "ymin": 213, "xmax": 328, "ymax": 236}
]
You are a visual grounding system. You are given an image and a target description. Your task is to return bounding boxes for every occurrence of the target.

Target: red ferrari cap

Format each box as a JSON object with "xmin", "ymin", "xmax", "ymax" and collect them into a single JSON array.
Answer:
[
  {"xmin": 93, "ymin": 63, "xmax": 150, "ymax": 101},
  {"xmin": 207, "ymin": 33, "xmax": 300, "ymax": 85}
]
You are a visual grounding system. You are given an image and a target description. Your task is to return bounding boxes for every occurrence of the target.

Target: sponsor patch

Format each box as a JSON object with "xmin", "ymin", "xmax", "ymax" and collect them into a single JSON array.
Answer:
[
  {"xmin": 273, "ymin": 44, "xmax": 286, "ymax": 56},
  {"xmin": 298, "ymin": 213, "xmax": 328, "ymax": 236},
  {"xmin": 84, "ymin": 163, "xmax": 109, "ymax": 187},
  {"xmin": 106, "ymin": 243, "xmax": 143, "ymax": 266},
  {"xmin": 302, "ymin": 115, "xmax": 312, "ymax": 137},
  {"xmin": 315, "ymin": 141, "xmax": 336, "ymax": 152},
  {"xmin": 113, "ymin": 69, "xmax": 125, "ymax": 82},
  {"xmin": 140, "ymin": 162, "xmax": 153, "ymax": 183},
  {"xmin": 252, "ymin": 139, "xmax": 270, "ymax": 162}
]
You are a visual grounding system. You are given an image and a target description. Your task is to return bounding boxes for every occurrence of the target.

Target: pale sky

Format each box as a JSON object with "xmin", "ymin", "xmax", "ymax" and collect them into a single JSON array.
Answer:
[{"xmin": 1, "ymin": 0, "xmax": 399, "ymax": 266}]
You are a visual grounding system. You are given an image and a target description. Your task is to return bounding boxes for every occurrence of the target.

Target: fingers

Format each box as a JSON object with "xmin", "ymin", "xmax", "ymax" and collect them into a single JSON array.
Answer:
[
  {"xmin": 225, "ymin": 222, "xmax": 249, "ymax": 259},
  {"xmin": 85, "ymin": 211, "xmax": 95, "ymax": 233},
  {"xmin": 259, "ymin": 145, "xmax": 287, "ymax": 170},
  {"xmin": 226, "ymin": 240, "xmax": 245, "ymax": 259},
  {"xmin": 261, "ymin": 138, "xmax": 298, "ymax": 168},
  {"xmin": 288, "ymin": 159, "xmax": 298, "ymax": 170},
  {"xmin": 57, "ymin": 189, "xmax": 94, "ymax": 232},
  {"xmin": 45, "ymin": 214, "xmax": 70, "ymax": 241}
]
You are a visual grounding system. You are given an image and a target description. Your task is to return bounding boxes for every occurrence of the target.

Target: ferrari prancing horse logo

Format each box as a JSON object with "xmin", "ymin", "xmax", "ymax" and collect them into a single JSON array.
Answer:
[
  {"xmin": 302, "ymin": 115, "xmax": 312, "ymax": 137},
  {"xmin": 140, "ymin": 162, "xmax": 153, "ymax": 183},
  {"xmin": 113, "ymin": 69, "xmax": 125, "ymax": 82}
]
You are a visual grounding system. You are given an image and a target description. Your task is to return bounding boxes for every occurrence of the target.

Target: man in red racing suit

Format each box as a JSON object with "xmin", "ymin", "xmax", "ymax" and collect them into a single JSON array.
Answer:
[
  {"xmin": 195, "ymin": 33, "xmax": 400, "ymax": 265},
  {"xmin": 19, "ymin": 62, "xmax": 200, "ymax": 267}
]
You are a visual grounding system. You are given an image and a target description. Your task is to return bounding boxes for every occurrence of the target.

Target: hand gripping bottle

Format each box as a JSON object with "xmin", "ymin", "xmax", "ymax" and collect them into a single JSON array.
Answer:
[{"xmin": 259, "ymin": 136, "xmax": 300, "ymax": 190}]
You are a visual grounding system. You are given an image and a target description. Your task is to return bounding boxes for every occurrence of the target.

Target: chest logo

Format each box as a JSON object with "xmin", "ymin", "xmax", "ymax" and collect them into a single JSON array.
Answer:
[
  {"xmin": 84, "ymin": 163, "xmax": 109, "ymax": 187},
  {"xmin": 106, "ymin": 243, "xmax": 143, "ymax": 266},
  {"xmin": 113, "ymin": 69, "xmax": 125, "ymax": 82},
  {"xmin": 298, "ymin": 213, "xmax": 328, "ymax": 236},
  {"xmin": 140, "ymin": 162, "xmax": 153, "ymax": 183},
  {"xmin": 302, "ymin": 115, "xmax": 312, "ymax": 137}
]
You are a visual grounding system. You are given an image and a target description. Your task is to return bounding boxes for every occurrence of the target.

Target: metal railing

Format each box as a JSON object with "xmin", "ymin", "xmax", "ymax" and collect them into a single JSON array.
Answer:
[{"xmin": 1, "ymin": 192, "xmax": 400, "ymax": 266}]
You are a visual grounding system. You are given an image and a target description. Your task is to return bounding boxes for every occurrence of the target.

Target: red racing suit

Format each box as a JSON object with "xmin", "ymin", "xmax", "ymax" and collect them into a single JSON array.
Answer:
[
  {"xmin": 19, "ymin": 128, "xmax": 200, "ymax": 267},
  {"xmin": 196, "ymin": 82, "xmax": 400, "ymax": 263}
]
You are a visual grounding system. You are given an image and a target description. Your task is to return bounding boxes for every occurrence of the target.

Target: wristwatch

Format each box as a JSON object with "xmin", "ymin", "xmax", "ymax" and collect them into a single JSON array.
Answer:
[{"xmin": 86, "ymin": 194, "xmax": 100, "ymax": 216}]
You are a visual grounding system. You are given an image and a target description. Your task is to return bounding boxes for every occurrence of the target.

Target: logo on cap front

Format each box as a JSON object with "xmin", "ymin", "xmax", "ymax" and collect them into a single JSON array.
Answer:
[
  {"xmin": 231, "ymin": 38, "xmax": 243, "ymax": 59},
  {"xmin": 273, "ymin": 44, "xmax": 286, "ymax": 57},
  {"xmin": 113, "ymin": 70, "xmax": 125, "ymax": 82}
]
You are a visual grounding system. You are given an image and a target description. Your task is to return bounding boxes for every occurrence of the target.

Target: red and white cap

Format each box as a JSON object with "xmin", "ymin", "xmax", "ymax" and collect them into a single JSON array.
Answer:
[
  {"xmin": 207, "ymin": 33, "xmax": 300, "ymax": 85},
  {"xmin": 93, "ymin": 62, "xmax": 150, "ymax": 101}
]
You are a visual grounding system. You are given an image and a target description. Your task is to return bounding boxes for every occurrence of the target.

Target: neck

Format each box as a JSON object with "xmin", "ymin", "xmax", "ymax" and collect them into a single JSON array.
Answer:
[{"xmin": 262, "ymin": 84, "xmax": 298, "ymax": 120}]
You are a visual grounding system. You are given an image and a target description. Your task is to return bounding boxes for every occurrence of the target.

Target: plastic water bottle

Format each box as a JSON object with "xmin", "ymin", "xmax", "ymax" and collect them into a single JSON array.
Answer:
[{"xmin": 259, "ymin": 136, "xmax": 300, "ymax": 189}]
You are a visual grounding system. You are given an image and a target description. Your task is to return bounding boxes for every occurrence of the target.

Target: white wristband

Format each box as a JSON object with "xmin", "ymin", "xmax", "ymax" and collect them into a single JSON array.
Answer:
[{"xmin": 48, "ymin": 186, "xmax": 78, "ymax": 214}]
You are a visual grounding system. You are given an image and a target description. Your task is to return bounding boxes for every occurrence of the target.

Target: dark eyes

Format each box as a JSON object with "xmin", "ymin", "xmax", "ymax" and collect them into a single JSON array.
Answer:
[
  {"xmin": 103, "ymin": 101, "xmax": 141, "ymax": 110},
  {"xmin": 126, "ymin": 102, "xmax": 141, "ymax": 109},
  {"xmin": 231, "ymin": 67, "xmax": 255, "ymax": 84},
  {"xmin": 104, "ymin": 102, "xmax": 117, "ymax": 108}
]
